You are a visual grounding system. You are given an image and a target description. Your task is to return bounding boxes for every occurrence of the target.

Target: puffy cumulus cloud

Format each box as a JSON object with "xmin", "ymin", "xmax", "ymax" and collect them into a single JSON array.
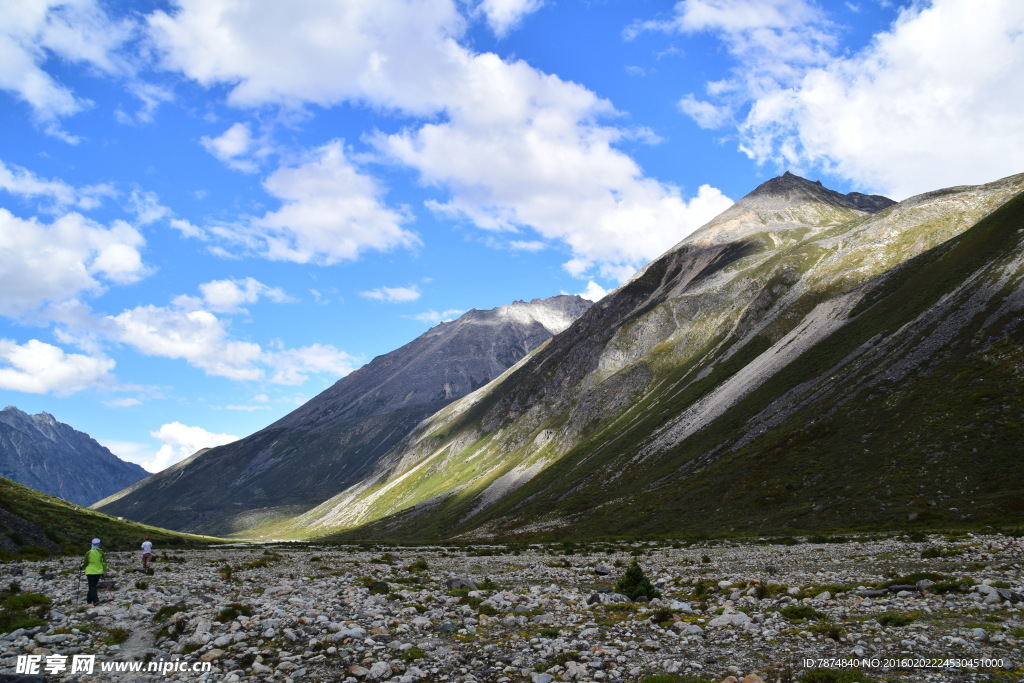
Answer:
[
  {"xmin": 378, "ymin": 55, "xmax": 734, "ymax": 280},
  {"xmin": 147, "ymin": 0, "xmax": 465, "ymax": 113},
  {"xmin": 0, "ymin": 208, "xmax": 149, "ymax": 318},
  {"xmin": 148, "ymin": 0, "xmax": 732, "ymax": 277},
  {"xmin": 173, "ymin": 276, "xmax": 293, "ymax": 313},
  {"xmin": 0, "ymin": 0, "xmax": 133, "ymax": 137},
  {"xmin": 477, "ymin": 0, "xmax": 545, "ymax": 37},
  {"xmin": 0, "ymin": 338, "xmax": 114, "ymax": 395},
  {"xmin": 246, "ymin": 141, "xmax": 419, "ymax": 264},
  {"xmin": 662, "ymin": 0, "xmax": 1024, "ymax": 198},
  {"xmin": 578, "ymin": 281, "xmax": 609, "ymax": 302},
  {"xmin": 147, "ymin": 421, "xmax": 238, "ymax": 472},
  {"xmin": 265, "ymin": 343, "xmax": 359, "ymax": 385},
  {"xmin": 105, "ymin": 299, "xmax": 354, "ymax": 385},
  {"xmin": 360, "ymin": 285, "xmax": 421, "ymax": 303},
  {"xmin": 200, "ymin": 122, "xmax": 260, "ymax": 172},
  {"xmin": 105, "ymin": 305, "xmax": 264, "ymax": 381}
]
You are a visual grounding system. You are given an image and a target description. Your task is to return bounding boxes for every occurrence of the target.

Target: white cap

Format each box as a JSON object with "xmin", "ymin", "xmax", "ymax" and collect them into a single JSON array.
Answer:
[{"xmin": 91, "ymin": 538, "xmax": 101, "ymax": 547}]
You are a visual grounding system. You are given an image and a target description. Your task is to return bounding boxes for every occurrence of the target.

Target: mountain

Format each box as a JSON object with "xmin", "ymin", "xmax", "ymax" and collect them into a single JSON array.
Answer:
[
  {"xmin": 266, "ymin": 171, "xmax": 1024, "ymax": 542},
  {"xmin": 93, "ymin": 295, "xmax": 593, "ymax": 534},
  {"xmin": 0, "ymin": 407, "xmax": 147, "ymax": 506}
]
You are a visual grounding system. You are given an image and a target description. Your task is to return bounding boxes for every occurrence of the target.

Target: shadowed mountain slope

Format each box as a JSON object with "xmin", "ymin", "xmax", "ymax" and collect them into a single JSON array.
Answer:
[{"xmin": 93, "ymin": 296, "xmax": 591, "ymax": 535}]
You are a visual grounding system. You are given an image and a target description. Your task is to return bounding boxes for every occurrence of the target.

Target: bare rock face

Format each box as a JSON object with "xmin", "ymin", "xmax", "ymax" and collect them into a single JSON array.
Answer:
[
  {"xmin": 0, "ymin": 406, "xmax": 147, "ymax": 506},
  {"xmin": 93, "ymin": 296, "xmax": 592, "ymax": 535}
]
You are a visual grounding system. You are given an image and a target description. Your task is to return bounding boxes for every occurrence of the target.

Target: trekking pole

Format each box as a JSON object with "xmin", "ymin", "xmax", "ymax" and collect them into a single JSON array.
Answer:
[
  {"xmin": 76, "ymin": 572, "xmax": 81, "ymax": 603},
  {"xmin": 102, "ymin": 575, "xmax": 114, "ymax": 600}
]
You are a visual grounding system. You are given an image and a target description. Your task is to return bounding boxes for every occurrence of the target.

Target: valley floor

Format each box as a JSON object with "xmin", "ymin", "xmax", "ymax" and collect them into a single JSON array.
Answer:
[{"xmin": 1, "ymin": 534, "xmax": 1022, "ymax": 682}]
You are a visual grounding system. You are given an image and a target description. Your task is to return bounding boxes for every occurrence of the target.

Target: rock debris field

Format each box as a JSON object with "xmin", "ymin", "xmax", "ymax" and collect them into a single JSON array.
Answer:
[{"xmin": 2, "ymin": 534, "xmax": 1023, "ymax": 682}]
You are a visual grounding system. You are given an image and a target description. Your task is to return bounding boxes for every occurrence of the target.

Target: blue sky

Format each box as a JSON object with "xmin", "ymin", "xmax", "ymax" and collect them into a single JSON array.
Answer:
[{"xmin": 1, "ymin": 0, "xmax": 1022, "ymax": 472}]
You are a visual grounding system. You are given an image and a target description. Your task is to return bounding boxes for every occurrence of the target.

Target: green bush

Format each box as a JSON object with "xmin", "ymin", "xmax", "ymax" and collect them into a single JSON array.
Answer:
[
  {"xmin": 877, "ymin": 613, "xmax": 914, "ymax": 627},
  {"xmin": 152, "ymin": 604, "xmax": 188, "ymax": 622},
  {"xmin": 615, "ymin": 561, "xmax": 661, "ymax": 601},
  {"xmin": 781, "ymin": 604, "xmax": 826, "ymax": 621}
]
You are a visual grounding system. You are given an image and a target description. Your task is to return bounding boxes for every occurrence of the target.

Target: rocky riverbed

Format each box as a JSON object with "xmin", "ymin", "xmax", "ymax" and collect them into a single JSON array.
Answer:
[{"xmin": 2, "ymin": 533, "xmax": 1022, "ymax": 682}]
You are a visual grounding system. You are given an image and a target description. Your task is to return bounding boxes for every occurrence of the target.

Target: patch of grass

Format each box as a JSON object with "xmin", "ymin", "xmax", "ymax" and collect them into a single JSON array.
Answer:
[
  {"xmin": 809, "ymin": 621, "xmax": 845, "ymax": 641},
  {"xmin": 102, "ymin": 627, "xmax": 131, "ymax": 645},
  {"xmin": 639, "ymin": 676, "xmax": 715, "ymax": 683},
  {"xmin": 152, "ymin": 604, "xmax": 188, "ymax": 622},
  {"xmin": 400, "ymin": 646, "xmax": 425, "ymax": 662},
  {"xmin": 876, "ymin": 613, "xmax": 914, "ymax": 627},
  {"xmin": 781, "ymin": 604, "xmax": 826, "ymax": 622},
  {"xmin": 407, "ymin": 557, "xmax": 429, "ymax": 572},
  {"xmin": 0, "ymin": 587, "xmax": 51, "ymax": 633},
  {"xmin": 216, "ymin": 603, "xmax": 253, "ymax": 622}
]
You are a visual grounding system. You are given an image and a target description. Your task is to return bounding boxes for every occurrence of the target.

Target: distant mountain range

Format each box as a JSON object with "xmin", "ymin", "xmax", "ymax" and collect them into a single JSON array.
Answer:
[
  {"xmin": 93, "ymin": 295, "xmax": 592, "ymax": 534},
  {"xmin": 0, "ymin": 406, "xmax": 148, "ymax": 506}
]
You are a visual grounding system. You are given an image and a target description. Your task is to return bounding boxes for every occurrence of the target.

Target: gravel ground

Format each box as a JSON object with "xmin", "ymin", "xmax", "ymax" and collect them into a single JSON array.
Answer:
[{"xmin": 2, "ymin": 533, "xmax": 1022, "ymax": 682}]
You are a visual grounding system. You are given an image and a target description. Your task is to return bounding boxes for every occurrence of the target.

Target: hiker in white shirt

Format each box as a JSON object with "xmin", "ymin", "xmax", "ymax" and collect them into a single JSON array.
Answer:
[{"xmin": 141, "ymin": 536, "xmax": 153, "ymax": 569}]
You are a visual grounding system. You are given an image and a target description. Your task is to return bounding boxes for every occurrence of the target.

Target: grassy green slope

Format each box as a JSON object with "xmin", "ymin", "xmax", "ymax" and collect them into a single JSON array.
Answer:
[
  {"xmin": 0, "ymin": 476, "xmax": 220, "ymax": 557},
  {"xmin": 453, "ymin": 187, "xmax": 1024, "ymax": 538},
  {"xmin": 290, "ymin": 177, "xmax": 1022, "ymax": 542}
]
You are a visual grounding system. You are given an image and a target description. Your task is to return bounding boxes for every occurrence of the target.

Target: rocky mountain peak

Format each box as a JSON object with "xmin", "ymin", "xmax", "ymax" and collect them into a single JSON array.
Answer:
[
  {"xmin": 743, "ymin": 171, "xmax": 895, "ymax": 214},
  {"xmin": 0, "ymin": 407, "xmax": 148, "ymax": 505}
]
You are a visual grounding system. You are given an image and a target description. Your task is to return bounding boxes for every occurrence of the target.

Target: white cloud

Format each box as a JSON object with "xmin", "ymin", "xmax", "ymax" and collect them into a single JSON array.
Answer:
[
  {"xmin": 360, "ymin": 285, "xmax": 422, "ymax": 303},
  {"xmin": 106, "ymin": 305, "xmax": 264, "ymax": 381},
  {"xmin": 0, "ymin": 338, "xmax": 114, "ymax": 395},
  {"xmin": 477, "ymin": 0, "xmax": 545, "ymax": 37},
  {"xmin": 409, "ymin": 309, "xmax": 464, "ymax": 324},
  {"xmin": 661, "ymin": 0, "xmax": 1024, "ymax": 198},
  {"xmin": 377, "ymin": 55, "xmax": 735, "ymax": 279},
  {"xmin": 178, "ymin": 276, "xmax": 293, "ymax": 313},
  {"xmin": 244, "ymin": 141, "xmax": 419, "ymax": 264},
  {"xmin": 103, "ymin": 397, "xmax": 141, "ymax": 407},
  {"xmin": 201, "ymin": 122, "xmax": 259, "ymax": 172},
  {"xmin": 265, "ymin": 344, "xmax": 359, "ymax": 385},
  {"xmin": 578, "ymin": 281, "xmax": 609, "ymax": 302},
  {"xmin": 148, "ymin": 0, "xmax": 465, "ymax": 113},
  {"xmin": 104, "ymin": 296, "xmax": 352, "ymax": 384},
  {"xmin": 148, "ymin": 421, "xmax": 238, "ymax": 472},
  {"xmin": 0, "ymin": 159, "xmax": 113, "ymax": 210},
  {"xmin": 0, "ymin": 208, "xmax": 149, "ymax": 318},
  {"xmin": 0, "ymin": 0, "xmax": 133, "ymax": 136},
  {"xmin": 147, "ymin": 0, "xmax": 733, "ymax": 277}
]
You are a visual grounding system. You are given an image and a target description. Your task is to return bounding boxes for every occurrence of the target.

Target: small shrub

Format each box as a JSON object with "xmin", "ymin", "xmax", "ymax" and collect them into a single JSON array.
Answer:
[
  {"xmin": 407, "ymin": 557, "xmax": 429, "ymax": 572},
  {"xmin": 809, "ymin": 621, "xmax": 845, "ymax": 641},
  {"xmin": 134, "ymin": 580, "xmax": 149, "ymax": 590},
  {"xmin": 877, "ymin": 613, "xmax": 914, "ymax": 627},
  {"xmin": 537, "ymin": 628, "xmax": 560, "ymax": 637},
  {"xmin": 781, "ymin": 604, "xmax": 825, "ymax": 621},
  {"xmin": 400, "ymin": 646, "xmax": 425, "ymax": 662},
  {"xmin": 152, "ymin": 604, "xmax": 188, "ymax": 622},
  {"xmin": 103, "ymin": 627, "xmax": 131, "ymax": 645},
  {"xmin": 615, "ymin": 561, "xmax": 661, "ymax": 601},
  {"xmin": 216, "ymin": 603, "xmax": 253, "ymax": 622}
]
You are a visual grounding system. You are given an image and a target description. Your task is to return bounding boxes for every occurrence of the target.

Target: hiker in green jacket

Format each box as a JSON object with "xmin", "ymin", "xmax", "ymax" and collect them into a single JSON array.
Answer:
[{"xmin": 80, "ymin": 538, "xmax": 107, "ymax": 605}]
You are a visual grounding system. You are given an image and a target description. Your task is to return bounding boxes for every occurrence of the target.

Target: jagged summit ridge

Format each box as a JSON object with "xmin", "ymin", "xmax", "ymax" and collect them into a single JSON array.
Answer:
[
  {"xmin": 0, "ymin": 407, "xmax": 147, "ymax": 506},
  {"xmin": 744, "ymin": 171, "xmax": 895, "ymax": 214}
]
